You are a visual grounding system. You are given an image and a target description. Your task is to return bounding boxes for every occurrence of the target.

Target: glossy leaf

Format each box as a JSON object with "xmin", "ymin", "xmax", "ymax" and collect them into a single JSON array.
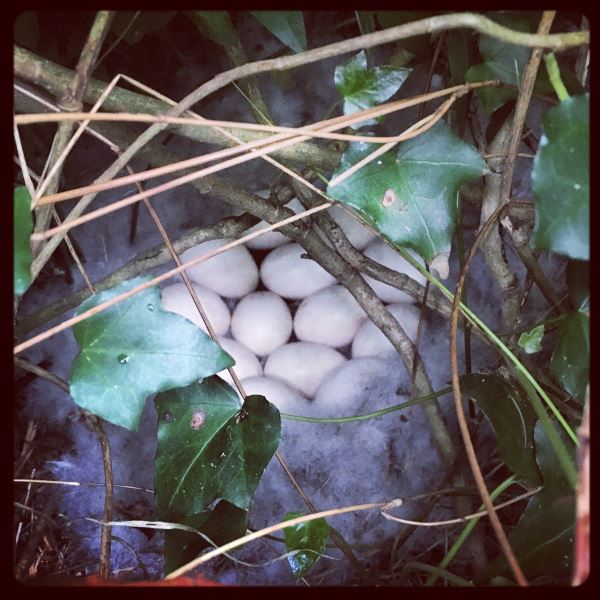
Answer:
[
  {"xmin": 155, "ymin": 377, "xmax": 280, "ymax": 518},
  {"xmin": 14, "ymin": 186, "xmax": 32, "ymax": 297},
  {"xmin": 163, "ymin": 500, "xmax": 246, "ymax": 574},
  {"xmin": 460, "ymin": 374, "xmax": 541, "ymax": 486},
  {"xmin": 190, "ymin": 11, "xmax": 237, "ymax": 48},
  {"xmin": 283, "ymin": 512, "xmax": 330, "ymax": 580},
  {"xmin": 566, "ymin": 260, "xmax": 589, "ymax": 311},
  {"xmin": 550, "ymin": 311, "xmax": 589, "ymax": 404},
  {"xmin": 531, "ymin": 94, "xmax": 589, "ymax": 260},
  {"xmin": 69, "ymin": 277, "xmax": 233, "ymax": 431},
  {"xmin": 483, "ymin": 421, "xmax": 576, "ymax": 582},
  {"xmin": 327, "ymin": 122, "xmax": 486, "ymax": 264},
  {"xmin": 465, "ymin": 17, "xmax": 552, "ymax": 115},
  {"xmin": 518, "ymin": 324, "xmax": 544, "ymax": 355},
  {"xmin": 334, "ymin": 50, "xmax": 411, "ymax": 129},
  {"xmin": 251, "ymin": 11, "xmax": 306, "ymax": 53}
]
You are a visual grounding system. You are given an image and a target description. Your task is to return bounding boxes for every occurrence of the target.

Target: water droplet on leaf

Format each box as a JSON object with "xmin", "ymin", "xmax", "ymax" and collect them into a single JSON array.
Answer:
[{"xmin": 147, "ymin": 303, "xmax": 155, "ymax": 311}]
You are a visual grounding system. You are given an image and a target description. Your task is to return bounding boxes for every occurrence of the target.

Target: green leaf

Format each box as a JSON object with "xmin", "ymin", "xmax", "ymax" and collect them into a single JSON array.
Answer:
[
  {"xmin": 482, "ymin": 421, "xmax": 576, "ymax": 583},
  {"xmin": 14, "ymin": 186, "xmax": 33, "ymax": 297},
  {"xmin": 465, "ymin": 17, "xmax": 552, "ymax": 114},
  {"xmin": 155, "ymin": 377, "xmax": 280, "ymax": 518},
  {"xmin": 189, "ymin": 11, "xmax": 237, "ymax": 48},
  {"xmin": 460, "ymin": 374, "xmax": 541, "ymax": 486},
  {"xmin": 518, "ymin": 324, "xmax": 544, "ymax": 354},
  {"xmin": 283, "ymin": 512, "xmax": 330, "ymax": 580},
  {"xmin": 164, "ymin": 500, "xmax": 247, "ymax": 573},
  {"xmin": 334, "ymin": 50, "xmax": 411, "ymax": 129},
  {"xmin": 531, "ymin": 94, "xmax": 589, "ymax": 260},
  {"xmin": 250, "ymin": 11, "xmax": 306, "ymax": 53},
  {"xmin": 566, "ymin": 260, "xmax": 589, "ymax": 311},
  {"xmin": 550, "ymin": 311, "xmax": 589, "ymax": 404},
  {"xmin": 327, "ymin": 121, "xmax": 486, "ymax": 264},
  {"xmin": 69, "ymin": 277, "xmax": 233, "ymax": 431}
]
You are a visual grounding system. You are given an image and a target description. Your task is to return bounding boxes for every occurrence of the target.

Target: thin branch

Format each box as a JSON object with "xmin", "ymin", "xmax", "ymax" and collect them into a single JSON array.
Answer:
[
  {"xmin": 86, "ymin": 414, "xmax": 113, "ymax": 580},
  {"xmin": 57, "ymin": 11, "xmax": 114, "ymax": 112},
  {"xmin": 479, "ymin": 118, "xmax": 521, "ymax": 338},
  {"xmin": 164, "ymin": 502, "xmax": 388, "ymax": 579},
  {"xmin": 381, "ymin": 487, "xmax": 539, "ymax": 527},
  {"xmin": 31, "ymin": 11, "xmax": 113, "ymax": 255},
  {"xmin": 12, "ymin": 202, "xmax": 330, "ymax": 353},
  {"xmin": 446, "ymin": 13, "xmax": 558, "ymax": 587},
  {"xmin": 14, "ymin": 213, "xmax": 257, "ymax": 336},
  {"xmin": 21, "ymin": 82, "xmax": 488, "ymax": 208}
]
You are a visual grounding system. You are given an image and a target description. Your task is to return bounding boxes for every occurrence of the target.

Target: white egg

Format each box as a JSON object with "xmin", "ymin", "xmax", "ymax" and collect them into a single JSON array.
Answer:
[
  {"xmin": 312, "ymin": 357, "xmax": 391, "ymax": 417},
  {"xmin": 264, "ymin": 342, "xmax": 346, "ymax": 398},
  {"xmin": 294, "ymin": 285, "xmax": 366, "ymax": 348},
  {"xmin": 362, "ymin": 239, "xmax": 426, "ymax": 303},
  {"xmin": 352, "ymin": 302, "xmax": 423, "ymax": 358},
  {"xmin": 328, "ymin": 205, "xmax": 377, "ymax": 250},
  {"xmin": 160, "ymin": 282, "xmax": 230, "ymax": 335},
  {"xmin": 231, "ymin": 291, "xmax": 292, "ymax": 356},
  {"xmin": 216, "ymin": 338, "xmax": 262, "ymax": 386},
  {"xmin": 180, "ymin": 238, "xmax": 259, "ymax": 298},
  {"xmin": 240, "ymin": 375, "xmax": 308, "ymax": 414},
  {"xmin": 245, "ymin": 197, "xmax": 304, "ymax": 250},
  {"xmin": 260, "ymin": 243, "xmax": 336, "ymax": 299}
]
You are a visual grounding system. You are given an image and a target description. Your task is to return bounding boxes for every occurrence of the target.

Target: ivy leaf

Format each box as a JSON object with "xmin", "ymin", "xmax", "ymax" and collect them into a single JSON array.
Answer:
[
  {"xmin": 460, "ymin": 374, "xmax": 541, "ymax": 486},
  {"xmin": 518, "ymin": 324, "xmax": 544, "ymax": 355},
  {"xmin": 163, "ymin": 500, "xmax": 247, "ymax": 574},
  {"xmin": 283, "ymin": 512, "xmax": 330, "ymax": 580},
  {"xmin": 14, "ymin": 186, "xmax": 33, "ymax": 297},
  {"xmin": 327, "ymin": 121, "xmax": 486, "ymax": 265},
  {"xmin": 251, "ymin": 11, "xmax": 306, "ymax": 53},
  {"xmin": 155, "ymin": 377, "xmax": 280, "ymax": 518},
  {"xmin": 69, "ymin": 277, "xmax": 233, "ymax": 431},
  {"xmin": 531, "ymin": 94, "xmax": 589, "ymax": 260},
  {"xmin": 465, "ymin": 19, "xmax": 533, "ymax": 115},
  {"xmin": 550, "ymin": 311, "xmax": 589, "ymax": 404},
  {"xmin": 334, "ymin": 50, "xmax": 411, "ymax": 129},
  {"xmin": 189, "ymin": 11, "xmax": 237, "ymax": 48},
  {"xmin": 481, "ymin": 421, "xmax": 576, "ymax": 583}
]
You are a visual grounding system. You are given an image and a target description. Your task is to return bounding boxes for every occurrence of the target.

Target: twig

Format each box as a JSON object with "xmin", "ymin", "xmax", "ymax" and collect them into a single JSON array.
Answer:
[
  {"xmin": 164, "ymin": 502, "xmax": 387, "ymax": 579},
  {"xmin": 31, "ymin": 12, "xmax": 113, "ymax": 255},
  {"xmin": 479, "ymin": 118, "xmax": 521, "ymax": 339},
  {"xmin": 14, "ymin": 46, "xmax": 338, "ymax": 171},
  {"xmin": 417, "ymin": 31, "xmax": 446, "ymax": 120},
  {"xmin": 86, "ymin": 414, "xmax": 113, "ymax": 580},
  {"xmin": 24, "ymin": 83, "xmax": 482, "ymax": 210},
  {"xmin": 447, "ymin": 13, "xmax": 558, "ymax": 587},
  {"xmin": 58, "ymin": 11, "xmax": 114, "ymax": 112},
  {"xmin": 14, "ymin": 357, "xmax": 70, "ymax": 393},
  {"xmin": 16, "ymin": 12, "xmax": 587, "ymax": 277}
]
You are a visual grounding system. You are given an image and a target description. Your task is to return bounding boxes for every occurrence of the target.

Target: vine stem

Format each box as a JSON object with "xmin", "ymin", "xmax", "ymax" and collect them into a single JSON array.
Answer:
[
  {"xmin": 162, "ymin": 486, "xmax": 539, "ymax": 580},
  {"xmin": 446, "ymin": 11, "xmax": 557, "ymax": 588},
  {"xmin": 17, "ymin": 10, "xmax": 589, "ymax": 279}
]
